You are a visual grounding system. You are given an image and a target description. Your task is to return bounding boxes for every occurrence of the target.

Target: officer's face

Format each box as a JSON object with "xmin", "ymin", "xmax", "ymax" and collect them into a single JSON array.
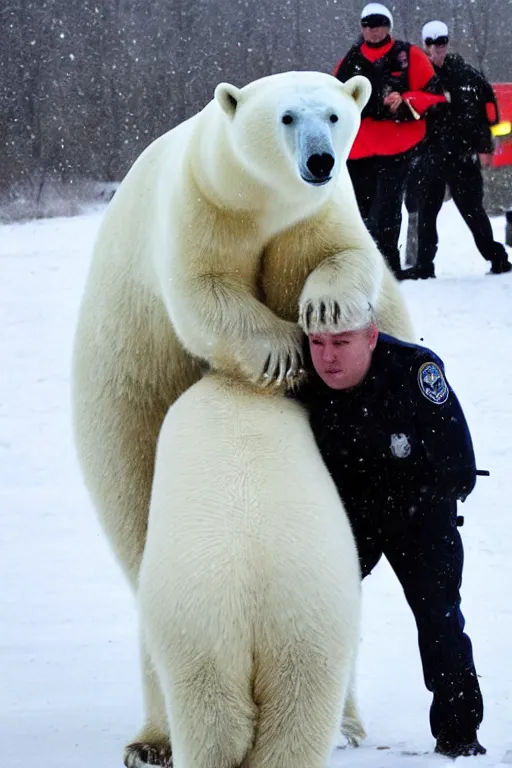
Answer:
[
  {"xmin": 361, "ymin": 25, "xmax": 390, "ymax": 45},
  {"xmin": 309, "ymin": 325, "xmax": 379, "ymax": 390},
  {"xmin": 424, "ymin": 39, "xmax": 449, "ymax": 68}
]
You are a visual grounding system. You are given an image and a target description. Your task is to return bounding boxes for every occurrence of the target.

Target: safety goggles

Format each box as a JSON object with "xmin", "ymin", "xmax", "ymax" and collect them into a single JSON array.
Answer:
[
  {"xmin": 424, "ymin": 36, "xmax": 449, "ymax": 46},
  {"xmin": 361, "ymin": 14, "xmax": 391, "ymax": 28}
]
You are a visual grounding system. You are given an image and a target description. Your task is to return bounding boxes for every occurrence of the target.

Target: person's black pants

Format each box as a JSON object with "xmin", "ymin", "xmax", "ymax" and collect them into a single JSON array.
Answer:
[
  {"xmin": 347, "ymin": 153, "xmax": 412, "ymax": 276},
  {"xmin": 410, "ymin": 149, "xmax": 507, "ymax": 268},
  {"xmin": 349, "ymin": 500, "xmax": 483, "ymax": 741}
]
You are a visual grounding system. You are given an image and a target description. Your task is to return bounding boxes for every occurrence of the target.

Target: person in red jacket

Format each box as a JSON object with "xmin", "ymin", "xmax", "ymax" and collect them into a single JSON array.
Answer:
[{"xmin": 333, "ymin": 3, "xmax": 446, "ymax": 278}]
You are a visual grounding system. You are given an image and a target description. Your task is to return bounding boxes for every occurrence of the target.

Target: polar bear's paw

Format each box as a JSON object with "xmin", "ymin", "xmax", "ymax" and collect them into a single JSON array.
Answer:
[
  {"xmin": 299, "ymin": 287, "xmax": 373, "ymax": 336},
  {"xmin": 237, "ymin": 320, "xmax": 305, "ymax": 388},
  {"xmin": 340, "ymin": 713, "xmax": 367, "ymax": 748},
  {"xmin": 124, "ymin": 742, "xmax": 173, "ymax": 768}
]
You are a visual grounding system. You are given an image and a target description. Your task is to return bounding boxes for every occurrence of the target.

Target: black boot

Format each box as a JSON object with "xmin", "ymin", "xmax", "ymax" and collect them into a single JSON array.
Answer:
[
  {"xmin": 490, "ymin": 253, "xmax": 512, "ymax": 274},
  {"xmin": 400, "ymin": 264, "xmax": 436, "ymax": 281},
  {"xmin": 435, "ymin": 734, "xmax": 487, "ymax": 758}
]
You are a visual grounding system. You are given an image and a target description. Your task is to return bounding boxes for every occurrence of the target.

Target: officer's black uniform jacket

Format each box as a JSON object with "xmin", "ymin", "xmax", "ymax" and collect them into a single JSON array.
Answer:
[
  {"xmin": 426, "ymin": 53, "xmax": 498, "ymax": 156},
  {"xmin": 292, "ymin": 334, "xmax": 477, "ymax": 517}
]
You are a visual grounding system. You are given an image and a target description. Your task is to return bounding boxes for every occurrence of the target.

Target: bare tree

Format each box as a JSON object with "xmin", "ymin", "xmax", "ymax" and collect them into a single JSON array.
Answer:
[
  {"xmin": 464, "ymin": 0, "xmax": 494, "ymax": 73},
  {"xmin": 0, "ymin": 0, "xmax": 511, "ymax": 191}
]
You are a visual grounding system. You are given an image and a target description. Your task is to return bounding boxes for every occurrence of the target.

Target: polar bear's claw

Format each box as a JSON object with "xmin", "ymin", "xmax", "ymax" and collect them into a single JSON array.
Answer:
[
  {"xmin": 300, "ymin": 298, "xmax": 344, "ymax": 334},
  {"xmin": 124, "ymin": 743, "xmax": 173, "ymax": 768},
  {"xmin": 258, "ymin": 347, "xmax": 303, "ymax": 388},
  {"xmin": 341, "ymin": 715, "xmax": 367, "ymax": 747}
]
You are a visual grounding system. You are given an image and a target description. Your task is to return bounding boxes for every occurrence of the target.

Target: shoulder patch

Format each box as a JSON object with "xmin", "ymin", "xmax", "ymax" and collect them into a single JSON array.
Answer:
[{"xmin": 417, "ymin": 361, "xmax": 449, "ymax": 405}]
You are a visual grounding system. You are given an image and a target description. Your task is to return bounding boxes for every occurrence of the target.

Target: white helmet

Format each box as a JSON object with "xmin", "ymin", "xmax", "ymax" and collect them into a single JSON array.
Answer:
[
  {"xmin": 422, "ymin": 20, "xmax": 449, "ymax": 42},
  {"xmin": 360, "ymin": 3, "xmax": 393, "ymax": 28}
]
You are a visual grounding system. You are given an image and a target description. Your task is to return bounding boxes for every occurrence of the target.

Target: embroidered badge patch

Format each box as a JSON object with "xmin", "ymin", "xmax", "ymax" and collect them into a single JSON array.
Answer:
[
  {"xmin": 418, "ymin": 361, "xmax": 449, "ymax": 405},
  {"xmin": 390, "ymin": 433, "xmax": 411, "ymax": 458}
]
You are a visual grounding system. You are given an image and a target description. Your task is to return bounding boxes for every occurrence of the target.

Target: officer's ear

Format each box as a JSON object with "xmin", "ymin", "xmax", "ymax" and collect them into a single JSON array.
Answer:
[{"xmin": 368, "ymin": 323, "xmax": 379, "ymax": 350}]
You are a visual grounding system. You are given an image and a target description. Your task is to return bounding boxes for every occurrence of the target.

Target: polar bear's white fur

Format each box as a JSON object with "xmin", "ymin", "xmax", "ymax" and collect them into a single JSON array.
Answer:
[
  {"xmin": 139, "ymin": 375, "xmax": 363, "ymax": 768},
  {"xmin": 72, "ymin": 70, "xmax": 414, "ymax": 760}
]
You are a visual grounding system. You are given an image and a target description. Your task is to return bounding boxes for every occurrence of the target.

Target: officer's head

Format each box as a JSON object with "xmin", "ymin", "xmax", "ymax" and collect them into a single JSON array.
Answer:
[
  {"xmin": 360, "ymin": 3, "xmax": 393, "ymax": 46},
  {"xmin": 422, "ymin": 20, "xmax": 449, "ymax": 68},
  {"xmin": 308, "ymin": 301, "xmax": 378, "ymax": 390}
]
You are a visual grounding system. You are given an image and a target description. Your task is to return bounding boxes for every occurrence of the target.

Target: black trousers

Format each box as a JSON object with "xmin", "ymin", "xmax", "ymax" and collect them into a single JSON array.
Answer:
[
  {"xmin": 407, "ymin": 148, "xmax": 507, "ymax": 268},
  {"xmin": 347, "ymin": 153, "xmax": 412, "ymax": 276},
  {"xmin": 348, "ymin": 499, "xmax": 483, "ymax": 740}
]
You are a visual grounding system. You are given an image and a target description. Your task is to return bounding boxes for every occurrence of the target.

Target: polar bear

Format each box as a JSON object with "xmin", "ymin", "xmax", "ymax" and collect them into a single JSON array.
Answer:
[
  {"xmin": 138, "ymin": 374, "xmax": 363, "ymax": 768},
  {"xmin": 72, "ymin": 70, "xmax": 414, "ymax": 763}
]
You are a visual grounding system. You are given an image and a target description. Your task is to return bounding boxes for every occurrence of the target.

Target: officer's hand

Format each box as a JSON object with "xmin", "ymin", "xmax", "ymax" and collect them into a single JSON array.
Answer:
[{"xmin": 383, "ymin": 91, "xmax": 403, "ymax": 113}]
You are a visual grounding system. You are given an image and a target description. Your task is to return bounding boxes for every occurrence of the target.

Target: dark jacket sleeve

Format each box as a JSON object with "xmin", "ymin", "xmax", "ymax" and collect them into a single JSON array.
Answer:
[
  {"xmin": 459, "ymin": 61, "xmax": 497, "ymax": 153},
  {"xmin": 412, "ymin": 353, "xmax": 477, "ymax": 503}
]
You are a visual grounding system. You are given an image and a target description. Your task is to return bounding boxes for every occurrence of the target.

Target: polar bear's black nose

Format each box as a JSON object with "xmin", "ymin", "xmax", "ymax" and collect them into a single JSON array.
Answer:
[{"xmin": 306, "ymin": 153, "xmax": 335, "ymax": 180}]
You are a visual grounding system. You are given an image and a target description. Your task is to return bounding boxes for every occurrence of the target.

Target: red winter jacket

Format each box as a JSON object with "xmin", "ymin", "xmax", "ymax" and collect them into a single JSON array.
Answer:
[{"xmin": 333, "ymin": 39, "xmax": 447, "ymax": 159}]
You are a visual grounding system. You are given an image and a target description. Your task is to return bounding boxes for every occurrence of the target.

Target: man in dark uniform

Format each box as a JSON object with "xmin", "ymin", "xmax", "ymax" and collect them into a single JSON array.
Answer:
[
  {"xmin": 291, "ymin": 301, "xmax": 486, "ymax": 758},
  {"xmin": 333, "ymin": 4, "xmax": 446, "ymax": 278},
  {"xmin": 402, "ymin": 20, "xmax": 512, "ymax": 279}
]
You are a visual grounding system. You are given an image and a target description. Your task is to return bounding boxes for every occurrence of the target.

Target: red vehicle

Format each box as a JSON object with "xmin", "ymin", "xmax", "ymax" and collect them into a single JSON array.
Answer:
[
  {"xmin": 490, "ymin": 83, "xmax": 512, "ymax": 167},
  {"xmin": 490, "ymin": 83, "xmax": 512, "ymax": 246}
]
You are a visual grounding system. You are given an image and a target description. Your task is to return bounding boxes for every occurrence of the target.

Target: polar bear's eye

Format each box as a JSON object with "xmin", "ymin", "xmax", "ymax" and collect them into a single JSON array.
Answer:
[
  {"xmin": 329, "ymin": 114, "xmax": 339, "ymax": 123},
  {"xmin": 282, "ymin": 114, "xmax": 294, "ymax": 125}
]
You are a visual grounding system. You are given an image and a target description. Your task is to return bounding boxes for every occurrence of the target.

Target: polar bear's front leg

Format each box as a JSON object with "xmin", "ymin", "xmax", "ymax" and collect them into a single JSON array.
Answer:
[
  {"xmin": 124, "ymin": 641, "xmax": 172, "ymax": 768},
  {"xmin": 164, "ymin": 272, "xmax": 305, "ymax": 386},
  {"xmin": 340, "ymin": 686, "xmax": 367, "ymax": 747},
  {"xmin": 289, "ymin": 172, "xmax": 393, "ymax": 335}
]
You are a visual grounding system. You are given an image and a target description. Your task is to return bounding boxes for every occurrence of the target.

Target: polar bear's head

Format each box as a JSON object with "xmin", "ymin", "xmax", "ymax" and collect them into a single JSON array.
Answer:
[{"xmin": 214, "ymin": 71, "xmax": 370, "ymax": 191}]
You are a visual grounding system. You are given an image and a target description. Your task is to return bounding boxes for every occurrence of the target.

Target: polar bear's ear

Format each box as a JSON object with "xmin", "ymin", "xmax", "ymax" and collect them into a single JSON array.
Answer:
[
  {"xmin": 215, "ymin": 83, "xmax": 243, "ymax": 118},
  {"xmin": 341, "ymin": 75, "xmax": 372, "ymax": 112}
]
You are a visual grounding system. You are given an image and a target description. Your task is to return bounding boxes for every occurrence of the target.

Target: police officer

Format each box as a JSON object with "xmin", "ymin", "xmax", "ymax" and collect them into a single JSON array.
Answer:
[
  {"xmin": 333, "ymin": 3, "xmax": 446, "ymax": 278},
  {"xmin": 290, "ymin": 299, "xmax": 486, "ymax": 758},
  {"xmin": 402, "ymin": 20, "xmax": 512, "ymax": 279}
]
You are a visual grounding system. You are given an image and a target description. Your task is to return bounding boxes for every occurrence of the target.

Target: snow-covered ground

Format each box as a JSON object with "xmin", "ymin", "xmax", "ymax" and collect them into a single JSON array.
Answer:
[{"xmin": 1, "ymin": 202, "xmax": 511, "ymax": 767}]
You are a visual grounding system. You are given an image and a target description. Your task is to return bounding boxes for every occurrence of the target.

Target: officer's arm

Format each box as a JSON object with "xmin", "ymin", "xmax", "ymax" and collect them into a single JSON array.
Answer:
[
  {"xmin": 413, "ymin": 355, "xmax": 477, "ymax": 502},
  {"xmin": 400, "ymin": 46, "xmax": 447, "ymax": 116},
  {"xmin": 463, "ymin": 66, "xmax": 499, "ymax": 126}
]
